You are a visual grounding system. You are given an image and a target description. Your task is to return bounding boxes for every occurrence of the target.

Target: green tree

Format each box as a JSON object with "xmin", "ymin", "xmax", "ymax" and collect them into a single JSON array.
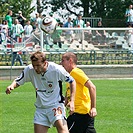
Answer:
[
  {"xmin": 0, "ymin": 1, "xmax": 10, "ymax": 17},
  {"xmin": 0, "ymin": 0, "xmax": 35, "ymax": 19},
  {"xmin": 39, "ymin": 0, "xmax": 133, "ymax": 26},
  {"xmin": 41, "ymin": 0, "xmax": 132, "ymax": 19}
]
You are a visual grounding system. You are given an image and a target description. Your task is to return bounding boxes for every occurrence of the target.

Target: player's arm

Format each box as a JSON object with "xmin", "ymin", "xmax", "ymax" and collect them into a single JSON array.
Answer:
[
  {"xmin": 68, "ymin": 79, "xmax": 76, "ymax": 115},
  {"xmin": 85, "ymin": 80, "xmax": 97, "ymax": 117},
  {"xmin": 64, "ymin": 91, "xmax": 68, "ymax": 107},
  {"xmin": 5, "ymin": 80, "xmax": 20, "ymax": 94}
]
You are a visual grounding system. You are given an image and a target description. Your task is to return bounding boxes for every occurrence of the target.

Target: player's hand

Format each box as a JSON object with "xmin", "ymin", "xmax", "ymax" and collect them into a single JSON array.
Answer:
[
  {"xmin": 5, "ymin": 85, "xmax": 14, "ymax": 94},
  {"xmin": 89, "ymin": 108, "xmax": 97, "ymax": 117},
  {"xmin": 69, "ymin": 101, "xmax": 75, "ymax": 115},
  {"xmin": 64, "ymin": 97, "xmax": 68, "ymax": 107}
]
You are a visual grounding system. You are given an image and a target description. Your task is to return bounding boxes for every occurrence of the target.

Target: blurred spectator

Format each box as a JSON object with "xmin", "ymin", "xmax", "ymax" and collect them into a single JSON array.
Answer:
[
  {"xmin": 125, "ymin": 4, "xmax": 133, "ymax": 27},
  {"xmin": 17, "ymin": 11, "xmax": 27, "ymax": 27},
  {"xmin": 10, "ymin": 19, "xmax": 24, "ymax": 66},
  {"xmin": 95, "ymin": 21, "xmax": 107, "ymax": 45},
  {"xmin": 84, "ymin": 21, "xmax": 93, "ymax": 43},
  {"xmin": 64, "ymin": 17, "xmax": 74, "ymax": 43},
  {"xmin": 73, "ymin": 14, "xmax": 85, "ymax": 28},
  {"xmin": 5, "ymin": 10, "xmax": 13, "ymax": 36},
  {"xmin": 24, "ymin": 20, "xmax": 33, "ymax": 40},
  {"xmin": 0, "ymin": 26, "xmax": 5, "ymax": 45},
  {"xmin": 1, "ymin": 20, "xmax": 8, "ymax": 43},
  {"xmin": 125, "ymin": 23, "xmax": 133, "ymax": 48},
  {"xmin": 51, "ymin": 21, "xmax": 62, "ymax": 48},
  {"xmin": 64, "ymin": 17, "xmax": 73, "ymax": 28},
  {"xmin": 11, "ymin": 19, "xmax": 24, "ymax": 42},
  {"xmin": 73, "ymin": 14, "xmax": 85, "ymax": 43},
  {"xmin": 35, "ymin": 13, "xmax": 42, "ymax": 31},
  {"xmin": 11, "ymin": 51, "xmax": 24, "ymax": 66}
]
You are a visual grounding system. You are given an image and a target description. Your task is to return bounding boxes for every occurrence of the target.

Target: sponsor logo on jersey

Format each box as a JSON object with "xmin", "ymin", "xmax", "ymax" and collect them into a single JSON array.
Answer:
[
  {"xmin": 41, "ymin": 77, "xmax": 46, "ymax": 80},
  {"xmin": 37, "ymin": 89, "xmax": 54, "ymax": 94}
]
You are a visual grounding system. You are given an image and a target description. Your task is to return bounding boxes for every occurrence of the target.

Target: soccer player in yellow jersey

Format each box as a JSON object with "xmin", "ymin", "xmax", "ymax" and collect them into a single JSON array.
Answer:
[{"xmin": 61, "ymin": 52, "xmax": 97, "ymax": 133}]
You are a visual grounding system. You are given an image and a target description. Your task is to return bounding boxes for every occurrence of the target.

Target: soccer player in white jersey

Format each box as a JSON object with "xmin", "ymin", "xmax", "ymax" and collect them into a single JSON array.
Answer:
[{"xmin": 5, "ymin": 51, "xmax": 76, "ymax": 133}]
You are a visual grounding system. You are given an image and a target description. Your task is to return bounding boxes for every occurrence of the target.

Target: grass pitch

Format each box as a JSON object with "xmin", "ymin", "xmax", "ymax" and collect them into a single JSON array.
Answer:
[{"xmin": 0, "ymin": 79, "xmax": 133, "ymax": 133}]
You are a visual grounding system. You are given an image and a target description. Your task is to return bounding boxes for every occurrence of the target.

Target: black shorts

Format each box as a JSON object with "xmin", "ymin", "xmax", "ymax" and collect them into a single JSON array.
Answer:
[{"xmin": 67, "ymin": 113, "xmax": 96, "ymax": 133}]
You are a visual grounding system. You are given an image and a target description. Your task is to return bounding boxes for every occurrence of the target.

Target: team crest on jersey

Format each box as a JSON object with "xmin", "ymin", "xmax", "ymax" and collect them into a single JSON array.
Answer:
[
  {"xmin": 47, "ymin": 81, "xmax": 53, "ymax": 88},
  {"xmin": 48, "ymin": 84, "xmax": 52, "ymax": 88}
]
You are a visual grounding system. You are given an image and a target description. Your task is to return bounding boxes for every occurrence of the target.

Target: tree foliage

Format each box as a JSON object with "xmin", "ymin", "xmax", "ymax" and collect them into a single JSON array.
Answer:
[
  {"xmin": 1, "ymin": 0, "xmax": 133, "ymax": 27},
  {"xmin": 41, "ymin": 0, "xmax": 133, "ymax": 19},
  {"xmin": 0, "ymin": 0, "xmax": 35, "ymax": 19}
]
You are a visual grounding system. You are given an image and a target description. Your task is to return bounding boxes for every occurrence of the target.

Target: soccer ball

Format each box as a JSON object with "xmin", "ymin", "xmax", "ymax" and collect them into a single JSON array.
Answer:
[{"xmin": 41, "ymin": 17, "xmax": 57, "ymax": 34}]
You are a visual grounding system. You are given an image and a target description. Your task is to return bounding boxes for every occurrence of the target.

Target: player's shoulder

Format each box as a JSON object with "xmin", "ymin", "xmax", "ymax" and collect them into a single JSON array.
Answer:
[
  {"xmin": 48, "ymin": 62, "xmax": 61, "ymax": 68},
  {"xmin": 73, "ymin": 67, "xmax": 83, "ymax": 73},
  {"xmin": 48, "ymin": 62, "xmax": 65, "ymax": 72},
  {"xmin": 24, "ymin": 64, "xmax": 34, "ymax": 71},
  {"xmin": 71, "ymin": 67, "xmax": 86, "ymax": 76}
]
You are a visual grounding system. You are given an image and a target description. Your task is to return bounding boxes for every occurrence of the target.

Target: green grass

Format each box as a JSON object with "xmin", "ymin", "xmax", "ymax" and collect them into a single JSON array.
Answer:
[{"xmin": 0, "ymin": 79, "xmax": 133, "ymax": 133}]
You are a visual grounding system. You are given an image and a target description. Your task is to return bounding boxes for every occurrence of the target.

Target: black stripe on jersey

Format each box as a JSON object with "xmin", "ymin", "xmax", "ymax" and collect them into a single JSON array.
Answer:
[
  {"xmin": 58, "ymin": 80, "xmax": 65, "ymax": 103},
  {"xmin": 36, "ymin": 91, "xmax": 37, "ymax": 98},
  {"xmin": 65, "ymin": 76, "xmax": 74, "ymax": 83},
  {"xmin": 37, "ymin": 90, "xmax": 47, "ymax": 92},
  {"xmin": 16, "ymin": 71, "xmax": 24, "ymax": 82}
]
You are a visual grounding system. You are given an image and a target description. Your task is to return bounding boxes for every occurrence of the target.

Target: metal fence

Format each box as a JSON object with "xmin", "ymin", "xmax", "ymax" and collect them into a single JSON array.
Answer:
[{"xmin": 1, "ymin": 49, "xmax": 132, "ymax": 66}]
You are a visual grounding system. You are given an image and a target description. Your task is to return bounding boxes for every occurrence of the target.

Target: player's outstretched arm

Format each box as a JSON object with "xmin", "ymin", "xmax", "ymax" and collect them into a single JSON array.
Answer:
[{"xmin": 5, "ymin": 80, "xmax": 19, "ymax": 94}]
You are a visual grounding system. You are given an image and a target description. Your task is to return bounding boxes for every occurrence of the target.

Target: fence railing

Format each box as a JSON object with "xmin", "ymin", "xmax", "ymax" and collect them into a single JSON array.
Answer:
[{"xmin": 0, "ymin": 49, "xmax": 132, "ymax": 66}]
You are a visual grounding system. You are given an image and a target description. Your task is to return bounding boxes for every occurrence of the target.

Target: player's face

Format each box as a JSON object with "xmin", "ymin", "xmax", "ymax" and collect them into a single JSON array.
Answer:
[
  {"xmin": 61, "ymin": 57, "xmax": 71, "ymax": 72},
  {"xmin": 32, "ymin": 60, "xmax": 47, "ymax": 74}
]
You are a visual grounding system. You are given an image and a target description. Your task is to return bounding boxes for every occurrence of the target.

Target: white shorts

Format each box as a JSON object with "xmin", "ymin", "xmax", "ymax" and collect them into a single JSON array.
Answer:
[{"xmin": 34, "ymin": 103, "xmax": 66, "ymax": 127}]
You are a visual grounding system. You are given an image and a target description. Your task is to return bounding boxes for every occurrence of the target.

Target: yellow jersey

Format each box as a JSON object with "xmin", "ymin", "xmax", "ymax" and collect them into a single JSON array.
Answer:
[{"xmin": 66, "ymin": 68, "xmax": 91, "ymax": 114}]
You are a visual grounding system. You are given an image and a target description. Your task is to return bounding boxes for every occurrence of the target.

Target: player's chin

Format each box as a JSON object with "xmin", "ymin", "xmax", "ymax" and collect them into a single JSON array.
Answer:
[{"xmin": 35, "ymin": 71, "xmax": 41, "ymax": 74}]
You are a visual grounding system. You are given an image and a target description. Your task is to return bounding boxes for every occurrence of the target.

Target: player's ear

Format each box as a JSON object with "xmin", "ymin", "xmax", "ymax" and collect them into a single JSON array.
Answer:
[
  {"xmin": 44, "ymin": 61, "xmax": 47, "ymax": 66},
  {"xmin": 69, "ymin": 58, "xmax": 73, "ymax": 63}
]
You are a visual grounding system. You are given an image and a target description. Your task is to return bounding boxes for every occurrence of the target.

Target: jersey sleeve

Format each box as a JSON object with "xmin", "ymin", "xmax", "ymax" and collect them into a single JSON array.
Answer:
[
  {"xmin": 58, "ymin": 65, "xmax": 74, "ymax": 83},
  {"xmin": 71, "ymin": 68, "xmax": 89, "ymax": 85},
  {"xmin": 15, "ymin": 66, "xmax": 32, "ymax": 85}
]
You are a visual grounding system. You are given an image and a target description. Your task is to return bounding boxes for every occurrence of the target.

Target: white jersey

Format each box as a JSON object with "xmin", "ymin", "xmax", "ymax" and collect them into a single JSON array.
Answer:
[
  {"xmin": 24, "ymin": 24, "xmax": 33, "ymax": 37},
  {"xmin": 125, "ymin": 9, "xmax": 133, "ymax": 22},
  {"xmin": 12, "ymin": 23, "xmax": 24, "ymax": 38},
  {"xmin": 15, "ymin": 62, "xmax": 74, "ymax": 108}
]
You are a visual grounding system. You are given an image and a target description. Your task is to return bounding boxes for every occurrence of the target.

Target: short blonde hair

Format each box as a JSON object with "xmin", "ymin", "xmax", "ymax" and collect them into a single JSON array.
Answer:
[{"xmin": 62, "ymin": 52, "xmax": 77, "ymax": 64}]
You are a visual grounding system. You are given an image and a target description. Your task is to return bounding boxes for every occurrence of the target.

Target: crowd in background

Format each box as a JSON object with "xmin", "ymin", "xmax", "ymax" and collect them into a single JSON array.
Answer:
[
  {"xmin": 125, "ymin": 4, "xmax": 133, "ymax": 49},
  {"xmin": 1, "ymin": 3, "xmax": 133, "ymax": 46},
  {"xmin": 0, "ymin": 5, "xmax": 133, "ymax": 66},
  {"xmin": 0, "ymin": 9, "xmax": 106, "ymax": 46}
]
